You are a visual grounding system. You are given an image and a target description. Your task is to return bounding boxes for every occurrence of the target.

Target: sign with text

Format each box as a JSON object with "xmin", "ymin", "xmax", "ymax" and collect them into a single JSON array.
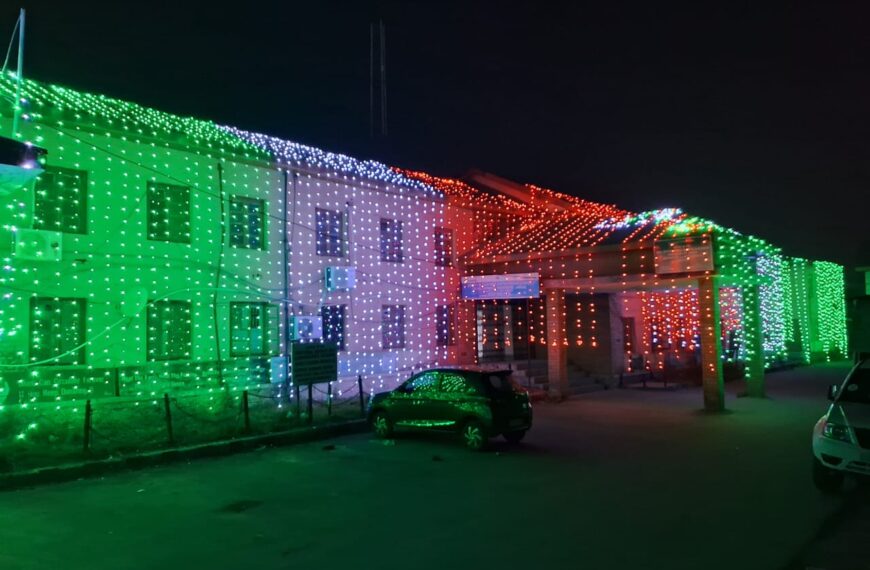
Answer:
[
  {"xmin": 291, "ymin": 342, "xmax": 338, "ymax": 385},
  {"xmin": 654, "ymin": 238, "xmax": 714, "ymax": 275},
  {"xmin": 461, "ymin": 273, "xmax": 540, "ymax": 300}
]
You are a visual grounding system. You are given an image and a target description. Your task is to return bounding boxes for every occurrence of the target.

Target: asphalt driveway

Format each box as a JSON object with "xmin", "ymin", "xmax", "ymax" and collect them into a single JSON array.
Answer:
[{"xmin": 0, "ymin": 363, "xmax": 851, "ymax": 570}]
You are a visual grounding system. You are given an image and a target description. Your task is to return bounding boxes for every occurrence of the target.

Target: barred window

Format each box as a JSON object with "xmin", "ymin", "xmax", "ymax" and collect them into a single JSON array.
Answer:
[
  {"xmin": 316, "ymin": 208, "xmax": 345, "ymax": 257},
  {"xmin": 381, "ymin": 304, "xmax": 406, "ymax": 349},
  {"xmin": 230, "ymin": 302, "xmax": 280, "ymax": 356},
  {"xmin": 434, "ymin": 227, "xmax": 453, "ymax": 267},
  {"xmin": 230, "ymin": 196, "xmax": 266, "ymax": 250},
  {"xmin": 321, "ymin": 305, "xmax": 346, "ymax": 350},
  {"xmin": 147, "ymin": 300, "xmax": 192, "ymax": 361},
  {"xmin": 379, "ymin": 218, "xmax": 403, "ymax": 262},
  {"xmin": 29, "ymin": 297, "xmax": 86, "ymax": 365},
  {"xmin": 34, "ymin": 166, "xmax": 88, "ymax": 234},
  {"xmin": 436, "ymin": 304, "xmax": 456, "ymax": 347},
  {"xmin": 147, "ymin": 182, "xmax": 191, "ymax": 243}
]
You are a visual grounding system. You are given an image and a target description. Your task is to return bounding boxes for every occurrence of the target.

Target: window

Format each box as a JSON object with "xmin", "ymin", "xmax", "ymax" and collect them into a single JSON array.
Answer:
[
  {"xmin": 381, "ymin": 304, "xmax": 405, "ymax": 349},
  {"xmin": 34, "ymin": 166, "xmax": 88, "ymax": 234},
  {"xmin": 316, "ymin": 208, "xmax": 344, "ymax": 257},
  {"xmin": 483, "ymin": 373, "xmax": 518, "ymax": 393},
  {"xmin": 230, "ymin": 196, "xmax": 266, "ymax": 250},
  {"xmin": 29, "ymin": 297, "xmax": 85, "ymax": 365},
  {"xmin": 230, "ymin": 302, "xmax": 280, "ymax": 356},
  {"xmin": 440, "ymin": 372, "xmax": 478, "ymax": 394},
  {"xmin": 321, "ymin": 305, "xmax": 346, "ymax": 351},
  {"xmin": 404, "ymin": 371, "xmax": 439, "ymax": 393},
  {"xmin": 379, "ymin": 218, "xmax": 403, "ymax": 262},
  {"xmin": 146, "ymin": 300, "xmax": 192, "ymax": 361},
  {"xmin": 147, "ymin": 181, "xmax": 191, "ymax": 243},
  {"xmin": 437, "ymin": 304, "xmax": 456, "ymax": 347},
  {"xmin": 434, "ymin": 227, "xmax": 453, "ymax": 267}
]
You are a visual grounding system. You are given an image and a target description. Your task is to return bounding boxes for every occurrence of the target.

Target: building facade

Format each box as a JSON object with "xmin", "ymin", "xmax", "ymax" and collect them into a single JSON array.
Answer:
[
  {"xmin": 0, "ymin": 76, "xmax": 469, "ymax": 412},
  {"xmin": 0, "ymin": 75, "xmax": 850, "ymax": 421}
]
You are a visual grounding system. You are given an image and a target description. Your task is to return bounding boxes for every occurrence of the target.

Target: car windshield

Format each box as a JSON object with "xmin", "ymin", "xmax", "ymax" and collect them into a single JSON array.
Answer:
[{"xmin": 840, "ymin": 363, "xmax": 870, "ymax": 404}]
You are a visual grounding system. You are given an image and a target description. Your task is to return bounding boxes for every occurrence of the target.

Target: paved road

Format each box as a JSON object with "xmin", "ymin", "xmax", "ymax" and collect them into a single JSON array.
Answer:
[{"xmin": 0, "ymin": 363, "xmax": 853, "ymax": 570}]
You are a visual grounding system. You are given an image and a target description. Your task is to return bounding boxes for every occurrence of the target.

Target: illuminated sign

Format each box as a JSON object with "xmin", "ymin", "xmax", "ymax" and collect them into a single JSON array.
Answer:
[{"xmin": 461, "ymin": 273, "xmax": 540, "ymax": 300}]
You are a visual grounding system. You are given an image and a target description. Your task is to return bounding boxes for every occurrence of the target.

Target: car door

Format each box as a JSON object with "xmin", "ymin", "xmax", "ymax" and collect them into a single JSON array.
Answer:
[
  {"xmin": 392, "ymin": 371, "xmax": 441, "ymax": 427},
  {"xmin": 438, "ymin": 371, "xmax": 487, "ymax": 429}
]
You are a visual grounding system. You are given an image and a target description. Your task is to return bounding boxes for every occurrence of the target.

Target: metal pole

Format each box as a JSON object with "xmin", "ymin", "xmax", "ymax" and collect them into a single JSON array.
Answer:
[
  {"xmin": 327, "ymin": 382, "xmax": 333, "ymax": 417},
  {"xmin": 163, "ymin": 393, "xmax": 174, "ymax": 445},
  {"xmin": 11, "ymin": 9, "xmax": 24, "ymax": 138},
  {"xmin": 379, "ymin": 19, "xmax": 387, "ymax": 136},
  {"xmin": 295, "ymin": 383, "xmax": 301, "ymax": 421},
  {"xmin": 282, "ymin": 170, "xmax": 291, "ymax": 403},
  {"xmin": 525, "ymin": 298, "xmax": 532, "ymax": 389},
  {"xmin": 307, "ymin": 384, "xmax": 313, "ymax": 425},
  {"xmin": 82, "ymin": 399, "xmax": 92, "ymax": 454},
  {"xmin": 357, "ymin": 375, "xmax": 365, "ymax": 417},
  {"xmin": 242, "ymin": 390, "xmax": 251, "ymax": 433}
]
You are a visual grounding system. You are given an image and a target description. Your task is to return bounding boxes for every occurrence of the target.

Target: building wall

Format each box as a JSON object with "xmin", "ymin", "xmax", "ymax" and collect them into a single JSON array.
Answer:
[
  {"xmin": 0, "ymin": 114, "xmax": 459, "ymax": 405},
  {"xmin": 287, "ymin": 170, "xmax": 463, "ymax": 393},
  {"xmin": 0, "ymin": 116, "xmax": 289, "ymax": 403}
]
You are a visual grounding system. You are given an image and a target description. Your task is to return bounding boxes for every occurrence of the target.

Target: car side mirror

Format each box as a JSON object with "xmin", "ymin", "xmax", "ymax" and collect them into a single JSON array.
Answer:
[{"xmin": 827, "ymin": 384, "xmax": 839, "ymax": 401}]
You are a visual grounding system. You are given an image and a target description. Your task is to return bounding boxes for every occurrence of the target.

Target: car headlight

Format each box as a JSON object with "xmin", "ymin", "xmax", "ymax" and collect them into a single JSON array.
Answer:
[{"xmin": 822, "ymin": 421, "xmax": 854, "ymax": 443}]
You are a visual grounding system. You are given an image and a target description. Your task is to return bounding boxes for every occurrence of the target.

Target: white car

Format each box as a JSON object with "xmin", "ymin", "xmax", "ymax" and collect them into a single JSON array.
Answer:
[{"xmin": 812, "ymin": 359, "xmax": 870, "ymax": 492}]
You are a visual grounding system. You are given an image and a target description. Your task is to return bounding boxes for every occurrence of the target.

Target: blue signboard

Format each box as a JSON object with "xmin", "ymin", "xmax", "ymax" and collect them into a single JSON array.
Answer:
[{"xmin": 461, "ymin": 273, "xmax": 540, "ymax": 300}]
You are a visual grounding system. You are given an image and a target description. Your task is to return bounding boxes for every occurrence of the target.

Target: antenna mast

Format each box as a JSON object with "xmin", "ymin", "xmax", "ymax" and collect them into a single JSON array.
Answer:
[{"xmin": 10, "ymin": 8, "xmax": 24, "ymax": 138}]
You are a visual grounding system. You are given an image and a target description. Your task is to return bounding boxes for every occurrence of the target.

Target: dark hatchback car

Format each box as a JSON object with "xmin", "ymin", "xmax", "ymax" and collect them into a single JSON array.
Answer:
[{"xmin": 367, "ymin": 367, "xmax": 532, "ymax": 450}]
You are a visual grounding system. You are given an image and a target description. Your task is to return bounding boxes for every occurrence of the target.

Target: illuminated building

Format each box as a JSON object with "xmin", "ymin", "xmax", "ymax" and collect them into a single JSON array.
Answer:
[{"xmin": 0, "ymin": 74, "xmax": 848, "ymax": 420}]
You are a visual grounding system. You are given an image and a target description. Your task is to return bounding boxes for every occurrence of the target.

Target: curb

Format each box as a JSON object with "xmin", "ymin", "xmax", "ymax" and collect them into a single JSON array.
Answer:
[{"xmin": 0, "ymin": 419, "xmax": 368, "ymax": 492}]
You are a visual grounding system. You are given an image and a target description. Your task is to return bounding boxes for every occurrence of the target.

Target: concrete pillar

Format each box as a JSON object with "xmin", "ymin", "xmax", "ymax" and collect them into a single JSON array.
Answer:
[
  {"xmin": 742, "ymin": 284, "xmax": 765, "ymax": 397},
  {"xmin": 545, "ymin": 288, "xmax": 569, "ymax": 399},
  {"xmin": 698, "ymin": 276, "xmax": 725, "ymax": 412}
]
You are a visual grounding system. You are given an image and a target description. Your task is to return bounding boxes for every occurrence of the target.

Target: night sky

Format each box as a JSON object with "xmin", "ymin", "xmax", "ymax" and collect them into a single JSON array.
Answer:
[{"xmin": 13, "ymin": 1, "xmax": 870, "ymax": 270}]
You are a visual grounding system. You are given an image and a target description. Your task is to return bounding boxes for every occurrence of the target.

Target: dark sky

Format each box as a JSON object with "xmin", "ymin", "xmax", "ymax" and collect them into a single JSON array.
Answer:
[{"xmin": 13, "ymin": 1, "xmax": 870, "ymax": 268}]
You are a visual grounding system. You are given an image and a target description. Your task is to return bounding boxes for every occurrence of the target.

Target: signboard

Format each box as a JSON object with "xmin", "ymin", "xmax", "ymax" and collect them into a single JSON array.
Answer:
[
  {"xmin": 654, "ymin": 238, "xmax": 714, "ymax": 275},
  {"xmin": 461, "ymin": 273, "xmax": 540, "ymax": 300},
  {"xmin": 291, "ymin": 342, "xmax": 338, "ymax": 385}
]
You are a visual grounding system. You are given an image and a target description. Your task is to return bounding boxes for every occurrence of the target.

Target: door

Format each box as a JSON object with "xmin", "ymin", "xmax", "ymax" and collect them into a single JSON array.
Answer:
[
  {"xmin": 391, "ymin": 371, "xmax": 441, "ymax": 427},
  {"xmin": 438, "ymin": 371, "xmax": 487, "ymax": 429}
]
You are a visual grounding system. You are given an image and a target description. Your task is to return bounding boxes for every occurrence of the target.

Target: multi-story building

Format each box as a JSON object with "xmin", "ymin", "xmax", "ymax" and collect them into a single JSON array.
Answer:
[
  {"xmin": 0, "ymin": 74, "xmax": 851, "ymax": 421},
  {"xmin": 0, "ymin": 76, "xmax": 467, "ymax": 410}
]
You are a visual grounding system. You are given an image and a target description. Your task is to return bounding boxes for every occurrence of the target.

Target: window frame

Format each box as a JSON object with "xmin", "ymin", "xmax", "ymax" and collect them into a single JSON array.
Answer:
[
  {"xmin": 381, "ymin": 304, "xmax": 406, "ymax": 349},
  {"xmin": 229, "ymin": 195, "xmax": 266, "ymax": 251},
  {"xmin": 436, "ymin": 304, "xmax": 457, "ymax": 347},
  {"xmin": 434, "ymin": 226, "xmax": 454, "ymax": 267},
  {"xmin": 315, "ymin": 207, "xmax": 345, "ymax": 257},
  {"xmin": 229, "ymin": 301, "xmax": 280, "ymax": 357},
  {"xmin": 146, "ymin": 181, "xmax": 192, "ymax": 244},
  {"xmin": 146, "ymin": 300, "xmax": 192, "ymax": 362},
  {"xmin": 29, "ymin": 296, "xmax": 86, "ymax": 365},
  {"xmin": 321, "ymin": 304, "xmax": 347, "ymax": 351},
  {"xmin": 379, "ymin": 217, "xmax": 404, "ymax": 263},
  {"xmin": 33, "ymin": 166, "xmax": 88, "ymax": 235}
]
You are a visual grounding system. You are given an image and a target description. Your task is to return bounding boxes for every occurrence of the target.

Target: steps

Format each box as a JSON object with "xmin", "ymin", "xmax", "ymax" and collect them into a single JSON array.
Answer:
[{"xmin": 510, "ymin": 360, "xmax": 610, "ymax": 397}]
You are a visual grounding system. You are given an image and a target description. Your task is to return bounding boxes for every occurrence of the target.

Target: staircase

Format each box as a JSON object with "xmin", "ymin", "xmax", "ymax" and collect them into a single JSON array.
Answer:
[{"xmin": 509, "ymin": 359, "xmax": 610, "ymax": 396}]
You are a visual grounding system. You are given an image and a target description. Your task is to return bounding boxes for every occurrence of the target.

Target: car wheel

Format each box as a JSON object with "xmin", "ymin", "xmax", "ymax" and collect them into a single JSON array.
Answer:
[
  {"xmin": 461, "ymin": 420, "xmax": 487, "ymax": 451},
  {"xmin": 371, "ymin": 411, "xmax": 393, "ymax": 439},
  {"xmin": 813, "ymin": 457, "xmax": 844, "ymax": 493},
  {"xmin": 503, "ymin": 430, "xmax": 527, "ymax": 444}
]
